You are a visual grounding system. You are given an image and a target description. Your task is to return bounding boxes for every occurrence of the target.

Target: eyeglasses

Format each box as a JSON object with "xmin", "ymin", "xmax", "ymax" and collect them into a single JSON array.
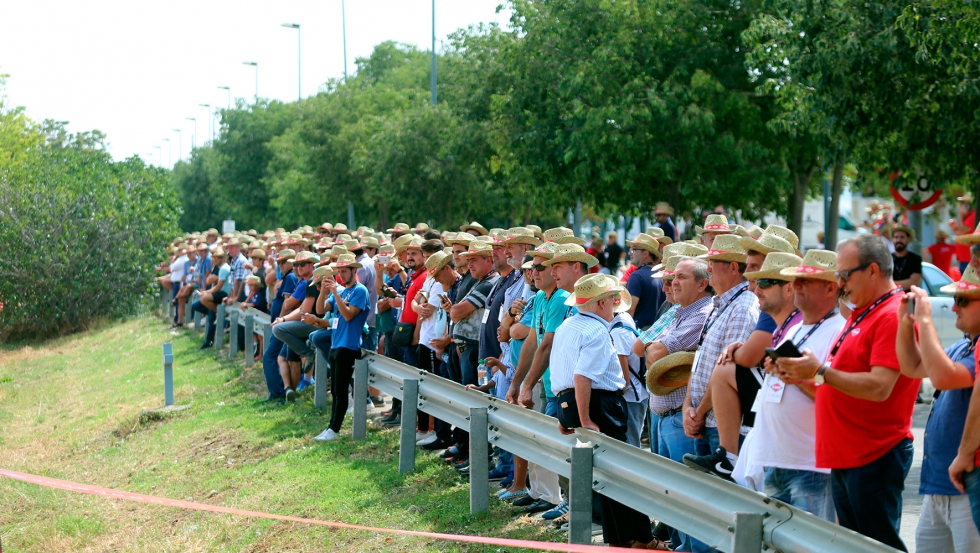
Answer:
[
  {"xmin": 955, "ymin": 296, "xmax": 979, "ymax": 308},
  {"xmin": 835, "ymin": 262, "xmax": 871, "ymax": 282},
  {"xmin": 293, "ymin": 262, "xmax": 312, "ymax": 267},
  {"xmin": 755, "ymin": 278, "xmax": 787, "ymax": 289},
  {"xmin": 531, "ymin": 263, "xmax": 548, "ymax": 272}
]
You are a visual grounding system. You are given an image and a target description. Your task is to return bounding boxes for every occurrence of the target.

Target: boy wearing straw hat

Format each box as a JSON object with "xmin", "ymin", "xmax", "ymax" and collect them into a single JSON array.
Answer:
[
  {"xmin": 550, "ymin": 274, "xmax": 656, "ymax": 548},
  {"xmin": 899, "ymin": 268, "xmax": 980, "ymax": 550}
]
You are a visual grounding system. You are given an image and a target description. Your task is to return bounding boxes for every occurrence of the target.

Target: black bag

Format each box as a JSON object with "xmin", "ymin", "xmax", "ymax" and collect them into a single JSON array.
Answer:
[{"xmin": 391, "ymin": 322, "xmax": 416, "ymax": 347}]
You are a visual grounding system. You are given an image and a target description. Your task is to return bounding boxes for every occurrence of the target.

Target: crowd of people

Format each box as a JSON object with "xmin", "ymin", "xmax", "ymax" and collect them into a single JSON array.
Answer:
[{"xmin": 156, "ymin": 205, "xmax": 980, "ymax": 552}]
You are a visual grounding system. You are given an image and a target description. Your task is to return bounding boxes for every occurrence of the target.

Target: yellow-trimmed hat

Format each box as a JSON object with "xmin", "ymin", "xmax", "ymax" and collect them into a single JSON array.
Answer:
[
  {"xmin": 697, "ymin": 234, "xmax": 747, "ymax": 263},
  {"xmin": 564, "ymin": 273, "xmax": 623, "ymax": 308},
  {"xmin": 744, "ymin": 252, "xmax": 803, "ymax": 281},
  {"xmin": 646, "ymin": 352, "xmax": 694, "ymax": 396},
  {"xmin": 542, "ymin": 244, "xmax": 600, "ymax": 268},
  {"xmin": 778, "ymin": 249, "xmax": 838, "ymax": 282}
]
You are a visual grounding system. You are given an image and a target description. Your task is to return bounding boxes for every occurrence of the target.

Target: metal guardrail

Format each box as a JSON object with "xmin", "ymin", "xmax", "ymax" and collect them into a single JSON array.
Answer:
[{"xmin": 354, "ymin": 351, "xmax": 900, "ymax": 553}]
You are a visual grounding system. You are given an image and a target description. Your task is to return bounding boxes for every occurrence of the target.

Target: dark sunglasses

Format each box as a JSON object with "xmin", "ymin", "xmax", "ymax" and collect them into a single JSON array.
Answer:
[
  {"xmin": 293, "ymin": 262, "xmax": 312, "ymax": 267},
  {"xmin": 835, "ymin": 262, "xmax": 871, "ymax": 282},
  {"xmin": 531, "ymin": 263, "xmax": 548, "ymax": 272},
  {"xmin": 955, "ymin": 296, "xmax": 979, "ymax": 308},
  {"xmin": 755, "ymin": 278, "xmax": 788, "ymax": 290}
]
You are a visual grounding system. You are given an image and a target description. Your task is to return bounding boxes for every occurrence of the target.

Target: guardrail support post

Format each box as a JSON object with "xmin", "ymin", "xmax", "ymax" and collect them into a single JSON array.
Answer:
[
  {"xmin": 353, "ymin": 359, "xmax": 368, "ymax": 440},
  {"xmin": 244, "ymin": 314, "xmax": 255, "ymax": 366},
  {"xmin": 183, "ymin": 299, "xmax": 192, "ymax": 326},
  {"xmin": 193, "ymin": 309, "xmax": 202, "ymax": 333},
  {"xmin": 730, "ymin": 512, "xmax": 763, "ymax": 553},
  {"xmin": 163, "ymin": 343, "xmax": 174, "ymax": 407},
  {"xmin": 468, "ymin": 407, "xmax": 489, "ymax": 515},
  {"xmin": 314, "ymin": 349, "xmax": 328, "ymax": 411},
  {"xmin": 262, "ymin": 323, "xmax": 272, "ymax": 354},
  {"xmin": 228, "ymin": 309, "xmax": 239, "ymax": 359},
  {"xmin": 161, "ymin": 287, "xmax": 168, "ymax": 318},
  {"xmin": 215, "ymin": 303, "xmax": 226, "ymax": 350},
  {"xmin": 568, "ymin": 446, "xmax": 594, "ymax": 545},
  {"xmin": 399, "ymin": 379, "xmax": 419, "ymax": 474}
]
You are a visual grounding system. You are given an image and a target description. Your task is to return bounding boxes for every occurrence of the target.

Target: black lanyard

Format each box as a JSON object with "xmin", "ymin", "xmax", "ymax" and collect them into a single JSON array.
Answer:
[
  {"xmin": 698, "ymin": 284, "xmax": 749, "ymax": 346},
  {"xmin": 772, "ymin": 310, "xmax": 801, "ymax": 345},
  {"xmin": 788, "ymin": 308, "xmax": 839, "ymax": 350},
  {"xmin": 830, "ymin": 288, "xmax": 901, "ymax": 357}
]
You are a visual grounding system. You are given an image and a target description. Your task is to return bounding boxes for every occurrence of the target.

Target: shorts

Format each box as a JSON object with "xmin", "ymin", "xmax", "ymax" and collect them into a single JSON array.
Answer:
[
  {"xmin": 735, "ymin": 365, "xmax": 765, "ymax": 428},
  {"xmin": 211, "ymin": 290, "xmax": 229, "ymax": 304}
]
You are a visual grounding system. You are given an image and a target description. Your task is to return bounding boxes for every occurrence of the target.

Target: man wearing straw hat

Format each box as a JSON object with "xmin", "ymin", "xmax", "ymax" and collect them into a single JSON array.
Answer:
[
  {"xmin": 891, "ymin": 225, "xmax": 921, "ymax": 292},
  {"xmin": 696, "ymin": 214, "xmax": 732, "ymax": 250},
  {"xmin": 550, "ymin": 274, "xmax": 656, "ymax": 548},
  {"xmin": 625, "ymin": 233, "xmax": 666, "ymax": 330},
  {"xmin": 899, "ymin": 268, "xmax": 980, "ymax": 551},
  {"xmin": 653, "ymin": 202, "xmax": 677, "ymax": 242}
]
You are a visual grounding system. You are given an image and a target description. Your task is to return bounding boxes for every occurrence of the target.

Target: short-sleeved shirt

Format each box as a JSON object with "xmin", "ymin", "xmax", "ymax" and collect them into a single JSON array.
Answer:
[
  {"xmin": 271, "ymin": 271, "xmax": 298, "ymax": 319},
  {"xmin": 509, "ymin": 297, "xmax": 536, "ymax": 370},
  {"xmin": 611, "ymin": 312, "xmax": 647, "ymax": 403},
  {"xmin": 927, "ymin": 242, "xmax": 957, "ymax": 277},
  {"xmin": 418, "ymin": 278, "xmax": 445, "ymax": 351},
  {"xmin": 479, "ymin": 269, "xmax": 519, "ymax": 360},
  {"xmin": 454, "ymin": 271, "xmax": 498, "ymax": 343},
  {"xmin": 532, "ymin": 288, "xmax": 575, "ymax": 398},
  {"xmin": 647, "ymin": 295, "xmax": 714, "ymax": 415},
  {"xmin": 328, "ymin": 283, "xmax": 370, "ymax": 351},
  {"xmin": 626, "ymin": 265, "xmax": 665, "ymax": 329},
  {"xmin": 921, "ymin": 337, "xmax": 977, "ymax": 495},
  {"xmin": 216, "ymin": 263, "xmax": 232, "ymax": 294},
  {"xmin": 655, "ymin": 218, "xmax": 677, "ymax": 242},
  {"xmin": 291, "ymin": 278, "xmax": 309, "ymax": 302},
  {"xmin": 816, "ymin": 291, "xmax": 920, "ymax": 469},
  {"xmin": 550, "ymin": 312, "xmax": 625, "ymax": 393},
  {"xmin": 604, "ymin": 243, "xmax": 624, "ymax": 272},
  {"xmin": 399, "ymin": 269, "xmax": 427, "ymax": 325},
  {"xmin": 229, "ymin": 253, "xmax": 249, "ymax": 283},
  {"xmin": 356, "ymin": 254, "xmax": 377, "ymax": 328},
  {"xmin": 755, "ymin": 312, "xmax": 777, "ymax": 334},
  {"xmin": 892, "ymin": 251, "xmax": 922, "ymax": 283},
  {"xmin": 958, "ymin": 211, "xmax": 976, "ymax": 262}
]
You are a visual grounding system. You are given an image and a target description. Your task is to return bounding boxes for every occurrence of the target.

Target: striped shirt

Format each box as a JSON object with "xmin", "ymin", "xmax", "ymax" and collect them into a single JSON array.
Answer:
[
  {"xmin": 550, "ymin": 312, "xmax": 626, "ymax": 393},
  {"xmin": 690, "ymin": 281, "xmax": 759, "ymax": 428},
  {"xmin": 194, "ymin": 254, "xmax": 212, "ymax": 288},
  {"xmin": 229, "ymin": 253, "xmax": 249, "ymax": 283},
  {"xmin": 647, "ymin": 295, "xmax": 714, "ymax": 414}
]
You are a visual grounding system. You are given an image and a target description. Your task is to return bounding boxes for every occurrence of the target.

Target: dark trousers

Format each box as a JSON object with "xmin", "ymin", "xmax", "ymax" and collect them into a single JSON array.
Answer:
[
  {"xmin": 416, "ymin": 345, "xmax": 451, "ymax": 442},
  {"xmin": 261, "ymin": 334, "xmax": 285, "ymax": 399},
  {"xmin": 831, "ymin": 438, "xmax": 914, "ymax": 552},
  {"xmin": 454, "ymin": 344, "xmax": 480, "ymax": 451},
  {"xmin": 557, "ymin": 389, "xmax": 653, "ymax": 545},
  {"xmin": 190, "ymin": 300, "xmax": 216, "ymax": 345},
  {"xmin": 327, "ymin": 347, "xmax": 359, "ymax": 433}
]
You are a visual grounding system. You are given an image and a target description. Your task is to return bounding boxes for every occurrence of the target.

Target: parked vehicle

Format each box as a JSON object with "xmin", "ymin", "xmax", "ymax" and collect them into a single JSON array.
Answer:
[{"xmin": 920, "ymin": 261, "xmax": 964, "ymax": 348}]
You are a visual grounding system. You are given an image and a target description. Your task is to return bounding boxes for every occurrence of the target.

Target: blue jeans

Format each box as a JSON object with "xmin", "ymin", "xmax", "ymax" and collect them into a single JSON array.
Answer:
[
  {"xmin": 831, "ymin": 438, "xmax": 914, "ymax": 552},
  {"xmin": 695, "ymin": 426, "xmax": 721, "ymax": 456},
  {"xmin": 545, "ymin": 395, "xmax": 559, "ymax": 418},
  {"xmin": 261, "ymin": 334, "xmax": 285, "ymax": 399},
  {"xmin": 964, "ymin": 469, "xmax": 980, "ymax": 535},
  {"xmin": 656, "ymin": 411, "xmax": 698, "ymax": 553},
  {"xmin": 765, "ymin": 468, "xmax": 835, "ymax": 522},
  {"xmin": 309, "ymin": 329, "xmax": 332, "ymax": 357},
  {"xmin": 170, "ymin": 282, "xmax": 181, "ymax": 324},
  {"xmin": 457, "ymin": 344, "xmax": 479, "ymax": 386},
  {"xmin": 190, "ymin": 299, "xmax": 218, "ymax": 346},
  {"xmin": 272, "ymin": 320, "xmax": 317, "ymax": 358},
  {"xmin": 625, "ymin": 401, "xmax": 647, "ymax": 448},
  {"xmin": 495, "ymin": 448, "xmax": 514, "ymax": 474}
]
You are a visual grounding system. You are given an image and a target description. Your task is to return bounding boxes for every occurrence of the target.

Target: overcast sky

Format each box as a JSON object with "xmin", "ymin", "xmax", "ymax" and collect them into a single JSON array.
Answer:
[{"xmin": 0, "ymin": 0, "xmax": 510, "ymax": 166}]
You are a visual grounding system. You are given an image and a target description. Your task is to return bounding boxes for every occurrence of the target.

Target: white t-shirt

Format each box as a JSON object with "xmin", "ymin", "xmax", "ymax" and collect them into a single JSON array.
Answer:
[
  {"xmin": 610, "ymin": 313, "xmax": 649, "ymax": 404},
  {"xmin": 744, "ymin": 312, "xmax": 846, "ymax": 473},
  {"xmin": 169, "ymin": 255, "xmax": 188, "ymax": 283},
  {"xmin": 418, "ymin": 278, "xmax": 445, "ymax": 352}
]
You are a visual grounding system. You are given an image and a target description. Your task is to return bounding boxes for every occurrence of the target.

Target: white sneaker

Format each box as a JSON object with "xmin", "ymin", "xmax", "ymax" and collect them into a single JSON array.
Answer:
[
  {"xmin": 417, "ymin": 432, "xmax": 439, "ymax": 446},
  {"xmin": 416, "ymin": 430, "xmax": 435, "ymax": 444},
  {"xmin": 314, "ymin": 429, "xmax": 338, "ymax": 442}
]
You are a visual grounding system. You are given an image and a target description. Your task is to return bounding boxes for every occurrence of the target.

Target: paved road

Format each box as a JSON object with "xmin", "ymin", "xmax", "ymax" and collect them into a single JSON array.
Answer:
[{"xmin": 900, "ymin": 402, "xmax": 930, "ymax": 553}]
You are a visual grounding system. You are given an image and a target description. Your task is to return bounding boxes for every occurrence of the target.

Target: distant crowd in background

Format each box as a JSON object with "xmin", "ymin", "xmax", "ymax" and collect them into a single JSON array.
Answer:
[{"xmin": 155, "ymin": 199, "xmax": 980, "ymax": 552}]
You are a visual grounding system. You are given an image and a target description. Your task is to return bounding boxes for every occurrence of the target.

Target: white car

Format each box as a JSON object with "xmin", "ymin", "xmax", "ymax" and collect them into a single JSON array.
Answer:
[{"xmin": 919, "ymin": 261, "xmax": 965, "ymax": 348}]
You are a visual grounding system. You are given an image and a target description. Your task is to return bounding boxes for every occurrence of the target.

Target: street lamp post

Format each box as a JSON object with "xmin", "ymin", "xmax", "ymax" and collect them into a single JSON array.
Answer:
[
  {"xmin": 243, "ymin": 62, "xmax": 258, "ymax": 101},
  {"xmin": 186, "ymin": 117, "xmax": 197, "ymax": 150},
  {"xmin": 217, "ymin": 86, "xmax": 231, "ymax": 110},
  {"xmin": 153, "ymin": 145, "xmax": 162, "ymax": 167},
  {"xmin": 172, "ymin": 128, "xmax": 182, "ymax": 162},
  {"xmin": 341, "ymin": 0, "xmax": 348, "ymax": 81},
  {"xmin": 281, "ymin": 23, "xmax": 301, "ymax": 101},
  {"xmin": 431, "ymin": 0, "xmax": 436, "ymax": 106},
  {"xmin": 199, "ymin": 104, "xmax": 212, "ymax": 143},
  {"xmin": 162, "ymin": 138, "xmax": 171, "ymax": 167}
]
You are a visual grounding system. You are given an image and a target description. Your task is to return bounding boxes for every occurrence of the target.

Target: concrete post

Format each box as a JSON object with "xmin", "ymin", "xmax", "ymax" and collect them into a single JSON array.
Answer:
[
  {"xmin": 352, "ymin": 359, "xmax": 368, "ymax": 440},
  {"xmin": 215, "ymin": 303, "xmax": 226, "ymax": 350},
  {"xmin": 468, "ymin": 407, "xmax": 489, "ymax": 515},
  {"xmin": 399, "ymin": 379, "xmax": 419, "ymax": 474},
  {"xmin": 228, "ymin": 309, "xmax": 239, "ymax": 359},
  {"xmin": 314, "ymin": 348, "xmax": 328, "ymax": 411},
  {"xmin": 568, "ymin": 446, "xmax": 594, "ymax": 545},
  {"xmin": 163, "ymin": 343, "xmax": 174, "ymax": 407},
  {"xmin": 244, "ymin": 313, "xmax": 255, "ymax": 366}
]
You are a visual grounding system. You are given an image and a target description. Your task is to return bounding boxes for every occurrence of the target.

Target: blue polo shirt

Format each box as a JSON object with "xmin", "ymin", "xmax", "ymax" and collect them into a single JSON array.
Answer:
[
  {"xmin": 920, "ymin": 337, "xmax": 977, "ymax": 496},
  {"xmin": 328, "ymin": 282, "xmax": 370, "ymax": 351},
  {"xmin": 270, "ymin": 271, "xmax": 298, "ymax": 319}
]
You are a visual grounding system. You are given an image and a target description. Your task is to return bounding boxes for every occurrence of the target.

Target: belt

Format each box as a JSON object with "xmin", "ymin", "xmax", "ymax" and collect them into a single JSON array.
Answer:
[
  {"xmin": 555, "ymin": 388, "xmax": 624, "ymax": 397},
  {"xmin": 656, "ymin": 407, "xmax": 683, "ymax": 418}
]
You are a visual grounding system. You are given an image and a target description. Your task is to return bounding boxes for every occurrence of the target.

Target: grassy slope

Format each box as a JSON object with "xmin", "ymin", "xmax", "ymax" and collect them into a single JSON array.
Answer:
[{"xmin": 0, "ymin": 316, "xmax": 562, "ymax": 552}]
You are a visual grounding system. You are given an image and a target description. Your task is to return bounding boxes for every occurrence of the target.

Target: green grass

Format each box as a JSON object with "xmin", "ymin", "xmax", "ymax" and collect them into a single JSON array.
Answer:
[{"xmin": 0, "ymin": 316, "xmax": 564, "ymax": 552}]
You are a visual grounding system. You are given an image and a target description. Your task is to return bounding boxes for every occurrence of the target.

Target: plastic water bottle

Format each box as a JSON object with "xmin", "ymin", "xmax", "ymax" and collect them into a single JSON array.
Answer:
[{"xmin": 477, "ymin": 359, "xmax": 488, "ymax": 386}]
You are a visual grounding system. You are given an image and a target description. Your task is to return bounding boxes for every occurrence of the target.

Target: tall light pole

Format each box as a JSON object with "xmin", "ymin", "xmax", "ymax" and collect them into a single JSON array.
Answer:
[
  {"xmin": 199, "ymin": 104, "xmax": 212, "ymax": 143},
  {"xmin": 154, "ymin": 145, "xmax": 162, "ymax": 167},
  {"xmin": 172, "ymin": 128, "xmax": 182, "ymax": 162},
  {"xmin": 162, "ymin": 138, "xmax": 171, "ymax": 167},
  {"xmin": 431, "ymin": 0, "xmax": 436, "ymax": 106},
  {"xmin": 186, "ymin": 117, "xmax": 197, "ymax": 150},
  {"xmin": 243, "ymin": 61, "xmax": 258, "ymax": 101},
  {"xmin": 341, "ymin": 0, "xmax": 348, "ymax": 81},
  {"xmin": 217, "ymin": 86, "xmax": 231, "ymax": 110},
  {"xmin": 281, "ymin": 23, "xmax": 301, "ymax": 101}
]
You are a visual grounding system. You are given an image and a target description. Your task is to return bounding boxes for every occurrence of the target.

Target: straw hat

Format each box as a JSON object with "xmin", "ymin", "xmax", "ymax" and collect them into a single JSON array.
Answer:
[
  {"xmin": 330, "ymin": 253, "xmax": 363, "ymax": 270},
  {"xmin": 313, "ymin": 239, "xmax": 332, "ymax": 250},
  {"xmin": 955, "ymin": 222, "xmax": 980, "ymax": 245},
  {"xmin": 213, "ymin": 248, "xmax": 228, "ymax": 259},
  {"xmin": 387, "ymin": 222, "xmax": 410, "ymax": 234},
  {"xmin": 646, "ymin": 352, "xmax": 695, "ymax": 396},
  {"xmin": 460, "ymin": 221, "xmax": 488, "ymax": 236},
  {"xmin": 744, "ymin": 252, "xmax": 803, "ymax": 281},
  {"xmin": 652, "ymin": 254, "xmax": 688, "ymax": 280},
  {"xmin": 359, "ymin": 236, "xmax": 380, "ymax": 249},
  {"xmin": 892, "ymin": 225, "xmax": 915, "ymax": 241},
  {"xmin": 332, "ymin": 223, "xmax": 349, "ymax": 233},
  {"xmin": 697, "ymin": 234, "xmax": 748, "ymax": 263},
  {"xmin": 654, "ymin": 202, "xmax": 674, "ymax": 216},
  {"xmin": 503, "ymin": 227, "xmax": 542, "ymax": 246},
  {"xmin": 745, "ymin": 225, "xmax": 765, "ymax": 239},
  {"xmin": 645, "ymin": 226, "xmax": 674, "ymax": 245},
  {"xmin": 941, "ymin": 266, "xmax": 980, "ymax": 296},
  {"xmin": 460, "ymin": 241, "xmax": 494, "ymax": 257},
  {"xmin": 526, "ymin": 241, "xmax": 561, "ymax": 263},
  {"xmin": 762, "ymin": 225, "xmax": 800, "ymax": 252},
  {"xmin": 413, "ymin": 222, "xmax": 430, "ymax": 233},
  {"xmin": 378, "ymin": 244, "xmax": 396, "ymax": 256},
  {"xmin": 311, "ymin": 266, "xmax": 334, "ymax": 284},
  {"xmin": 778, "ymin": 249, "xmax": 838, "ymax": 282},
  {"xmin": 473, "ymin": 235, "xmax": 494, "ymax": 243},
  {"xmin": 959, "ymin": 193, "xmax": 975, "ymax": 204},
  {"xmin": 543, "ymin": 227, "xmax": 586, "ymax": 245},
  {"xmin": 246, "ymin": 274, "xmax": 264, "ymax": 287},
  {"xmin": 343, "ymin": 239, "xmax": 361, "ymax": 252},
  {"xmin": 626, "ymin": 233, "xmax": 664, "ymax": 258},
  {"xmin": 425, "ymin": 251, "xmax": 454, "ymax": 278},
  {"xmin": 249, "ymin": 248, "xmax": 268, "ymax": 260},
  {"xmin": 731, "ymin": 225, "xmax": 752, "ymax": 238},
  {"xmin": 276, "ymin": 248, "xmax": 296, "ymax": 262},
  {"xmin": 658, "ymin": 242, "xmax": 709, "ymax": 264},
  {"xmin": 443, "ymin": 231, "xmax": 458, "ymax": 242},
  {"xmin": 695, "ymin": 214, "xmax": 731, "ymax": 235},
  {"xmin": 740, "ymin": 232, "xmax": 794, "ymax": 256},
  {"xmin": 542, "ymin": 244, "xmax": 600, "ymax": 268},
  {"xmin": 526, "ymin": 224, "xmax": 544, "ymax": 240},
  {"xmin": 293, "ymin": 251, "xmax": 318, "ymax": 264},
  {"xmin": 393, "ymin": 234, "xmax": 416, "ymax": 250},
  {"xmin": 319, "ymin": 222, "xmax": 333, "ymax": 232},
  {"xmin": 447, "ymin": 232, "xmax": 473, "ymax": 246},
  {"xmin": 324, "ymin": 245, "xmax": 349, "ymax": 260},
  {"xmin": 564, "ymin": 273, "xmax": 624, "ymax": 308},
  {"xmin": 606, "ymin": 275, "xmax": 633, "ymax": 313}
]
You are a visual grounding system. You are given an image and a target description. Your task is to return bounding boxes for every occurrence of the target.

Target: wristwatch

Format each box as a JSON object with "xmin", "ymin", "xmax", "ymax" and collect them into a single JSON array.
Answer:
[{"xmin": 813, "ymin": 362, "xmax": 830, "ymax": 386}]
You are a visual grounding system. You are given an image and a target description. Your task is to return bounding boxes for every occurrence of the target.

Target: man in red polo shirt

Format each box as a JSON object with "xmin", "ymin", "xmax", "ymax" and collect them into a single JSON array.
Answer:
[
  {"xmin": 952, "ymin": 194, "xmax": 976, "ymax": 274},
  {"xmin": 776, "ymin": 234, "xmax": 919, "ymax": 552}
]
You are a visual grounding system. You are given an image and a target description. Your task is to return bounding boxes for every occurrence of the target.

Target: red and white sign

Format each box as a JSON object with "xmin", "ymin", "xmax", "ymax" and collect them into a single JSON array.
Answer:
[{"xmin": 889, "ymin": 171, "xmax": 942, "ymax": 211}]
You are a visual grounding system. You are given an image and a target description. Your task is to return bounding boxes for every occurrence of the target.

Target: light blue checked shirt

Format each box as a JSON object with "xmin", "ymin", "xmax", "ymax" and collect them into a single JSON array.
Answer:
[
  {"xmin": 646, "ymin": 295, "xmax": 714, "ymax": 415},
  {"xmin": 549, "ymin": 311, "xmax": 626, "ymax": 394},
  {"xmin": 690, "ymin": 281, "xmax": 759, "ymax": 428},
  {"xmin": 229, "ymin": 253, "xmax": 249, "ymax": 283}
]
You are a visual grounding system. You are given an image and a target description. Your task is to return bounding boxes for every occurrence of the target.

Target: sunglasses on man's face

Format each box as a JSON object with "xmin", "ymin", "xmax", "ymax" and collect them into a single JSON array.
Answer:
[
  {"xmin": 294, "ymin": 262, "xmax": 312, "ymax": 267},
  {"xmin": 531, "ymin": 263, "xmax": 548, "ymax": 272},
  {"xmin": 835, "ymin": 262, "xmax": 871, "ymax": 282},
  {"xmin": 755, "ymin": 278, "xmax": 787, "ymax": 290},
  {"xmin": 955, "ymin": 296, "xmax": 979, "ymax": 308}
]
